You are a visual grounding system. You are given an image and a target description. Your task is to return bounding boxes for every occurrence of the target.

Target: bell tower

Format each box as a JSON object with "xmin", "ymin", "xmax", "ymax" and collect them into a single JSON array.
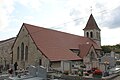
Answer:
[{"xmin": 83, "ymin": 14, "xmax": 101, "ymax": 46}]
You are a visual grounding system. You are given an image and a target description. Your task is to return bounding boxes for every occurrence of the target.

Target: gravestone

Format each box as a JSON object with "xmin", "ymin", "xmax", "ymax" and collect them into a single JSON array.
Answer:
[
  {"xmin": 36, "ymin": 66, "xmax": 47, "ymax": 79},
  {"xmin": 28, "ymin": 65, "xmax": 47, "ymax": 79},
  {"xmin": 28, "ymin": 65, "xmax": 37, "ymax": 77}
]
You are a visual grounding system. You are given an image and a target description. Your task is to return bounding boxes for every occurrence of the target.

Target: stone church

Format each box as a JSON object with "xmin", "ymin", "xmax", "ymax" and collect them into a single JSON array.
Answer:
[{"xmin": 12, "ymin": 14, "xmax": 102, "ymax": 72}]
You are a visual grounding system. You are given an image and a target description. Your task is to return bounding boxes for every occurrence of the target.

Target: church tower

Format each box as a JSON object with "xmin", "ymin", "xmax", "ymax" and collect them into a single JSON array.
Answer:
[{"xmin": 83, "ymin": 14, "xmax": 101, "ymax": 46}]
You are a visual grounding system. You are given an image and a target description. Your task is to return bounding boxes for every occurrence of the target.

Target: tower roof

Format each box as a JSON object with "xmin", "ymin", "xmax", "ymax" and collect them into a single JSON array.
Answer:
[{"xmin": 83, "ymin": 14, "xmax": 100, "ymax": 31}]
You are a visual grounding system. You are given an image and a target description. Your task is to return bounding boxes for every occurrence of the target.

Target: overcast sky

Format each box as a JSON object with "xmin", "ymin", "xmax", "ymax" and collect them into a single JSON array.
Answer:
[{"xmin": 0, "ymin": 0, "xmax": 120, "ymax": 45}]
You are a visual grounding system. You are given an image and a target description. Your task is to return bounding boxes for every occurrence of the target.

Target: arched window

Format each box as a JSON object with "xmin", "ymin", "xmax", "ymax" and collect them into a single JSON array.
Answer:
[
  {"xmin": 98, "ymin": 33, "xmax": 100, "ymax": 40},
  {"xmin": 86, "ymin": 32, "xmax": 89, "ymax": 37},
  {"xmin": 90, "ymin": 51, "xmax": 95, "ymax": 62},
  {"xmin": 17, "ymin": 47, "xmax": 19, "ymax": 60},
  {"xmin": 96, "ymin": 32, "xmax": 100, "ymax": 40},
  {"xmin": 25, "ymin": 46, "xmax": 28, "ymax": 61},
  {"xmin": 21, "ymin": 42, "xmax": 24, "ymax": 60},
  {"xmin": 96, "ymin": 32, "xmax": 98, "ymax": 39},
  {"xmin": 90, "ymin": 31, "xmax": 93, "ymax": 38}
]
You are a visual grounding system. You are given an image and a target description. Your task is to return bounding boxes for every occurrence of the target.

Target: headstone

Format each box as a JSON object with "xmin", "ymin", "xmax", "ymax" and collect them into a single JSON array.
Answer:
[
  {"xmin": 36, "ymin": 66, "xmax": 47, "ymax": 79},
  {"xmin": 111, "ymin": 51, "xmax": 115, "ymax": 58},
  {"xmin": 28, "ymin": 65, "xmax": 37, "ymax": 77}
]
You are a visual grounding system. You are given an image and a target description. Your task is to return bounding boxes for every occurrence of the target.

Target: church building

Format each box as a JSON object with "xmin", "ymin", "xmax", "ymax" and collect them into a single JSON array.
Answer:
[{"xmin": 12, "ymin": 14, "xmax": 102, "ymax": 72}]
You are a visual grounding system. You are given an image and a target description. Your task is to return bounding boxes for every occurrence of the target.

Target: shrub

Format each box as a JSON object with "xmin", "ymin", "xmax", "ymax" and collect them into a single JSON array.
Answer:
[{"xmin": 63, "ymin": 70, "xmax": 69, "ymax": 75}]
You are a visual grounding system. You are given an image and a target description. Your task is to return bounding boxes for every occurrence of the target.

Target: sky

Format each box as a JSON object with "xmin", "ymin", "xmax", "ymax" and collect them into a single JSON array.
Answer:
[{"xmin": 0, "ymin": 0, "xmax": 120, "ymax": 45}]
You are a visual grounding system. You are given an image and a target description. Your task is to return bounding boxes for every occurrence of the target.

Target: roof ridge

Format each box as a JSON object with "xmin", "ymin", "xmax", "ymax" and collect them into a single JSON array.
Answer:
[
  {"xmin": 24, "ymin": 23, "xmax": 85, "ymax": 38},
  {"xmin": 79, "ymin": 43, "xmax": 93, "ymax": 58},
  {"xmin": 0, "ymin": 37, "xmax": 16, "ymax": 43}
]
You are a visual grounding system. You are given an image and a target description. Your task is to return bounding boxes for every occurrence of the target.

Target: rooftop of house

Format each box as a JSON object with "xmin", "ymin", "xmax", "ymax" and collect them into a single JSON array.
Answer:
[{"xmin": 0, "ymin": 37, "xmax": 16, "ymax": 45}]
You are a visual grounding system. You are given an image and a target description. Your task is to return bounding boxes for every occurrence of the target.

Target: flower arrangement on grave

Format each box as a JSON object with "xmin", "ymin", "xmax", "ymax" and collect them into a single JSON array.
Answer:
[{"xmin": 93, "ymin": 69, "xmax": 102, "ymax": 78}]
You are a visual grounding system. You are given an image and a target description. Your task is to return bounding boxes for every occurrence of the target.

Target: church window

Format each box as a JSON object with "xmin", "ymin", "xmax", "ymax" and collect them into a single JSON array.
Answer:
[
  {"xmin": 90, "ymin": 31, "xmax": 93, "ymax": 38},
  {"xmin": 96, "ymin": 32, "xmax": 99, "ymax": 39},
  {"xmin": 25, "ymin": 46, "xmax": 28, "ymax": 61},
  {"xmin": 98, "ymin": 33, "xmax": 100, "ymax": 39},
  {"xmin": 86, "ymin": 32, "xmax": 89, "ymax": 37},
  {"xmin": 39, "ymin": 59, "xmax": 42, "ymax": 65},
  {"xmin": 90, "ymin": 51, "xmax": 95, "ymax": 62},
  {"xmin": 17, "ymin": 47, "xmax": 19, "ymax": 60},
  {"xmin": 21, "ymin": 42, "xmax": 24, "ymax": 61}
]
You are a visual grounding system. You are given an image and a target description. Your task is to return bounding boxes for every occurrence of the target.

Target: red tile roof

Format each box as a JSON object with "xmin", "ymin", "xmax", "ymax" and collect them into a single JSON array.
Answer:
[
  {"xmin": 24, "ymin": 23, "xmax": 101, "ymax": 61},
  {"xmin": 79, "ymin": 44, "xmax": 95, "ymax": 58},
  {"xmin": 83, "ymin": 14, "xmax": 101, "ymax": 31}
]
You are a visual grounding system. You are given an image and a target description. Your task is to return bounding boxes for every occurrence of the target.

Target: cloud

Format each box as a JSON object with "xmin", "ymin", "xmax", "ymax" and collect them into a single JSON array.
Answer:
[
  {"xmin": 67, "ymin": 0, "xmax": 91, "ymax": 26},
  {"xmin": 101, "ymin": 27, "xmax": 120, "ymax": 45},
  {"xmin": 17, "ymin": 0, "xmax": 43, "ymax": 11},
  {"xmin": 0, "ymin": 0, "xmax": 15, "ymax": 31},
  {"xmin": 93, "ymin": 0, "xmax": 120, "ymax": 29},
  {"xmin": 0, "ymin": 0, "xmax": 120, "ymax": 45},
  {"xmin": 67, "ymin": 0, "xmax": 120, "ymax": 29},
  {"xmin": 104, "ymin": 6, "xmax": 120, "ymax": 29}
]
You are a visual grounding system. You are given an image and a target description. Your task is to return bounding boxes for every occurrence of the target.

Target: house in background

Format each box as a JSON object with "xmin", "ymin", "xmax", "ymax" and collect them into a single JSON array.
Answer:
[
  {"xmin": 0, "ymin": 37, "xmax": 15, "ymax": 70},
  {"xmin": 12, "ymin": 14, "xmax": 102, "ymax": 73}
]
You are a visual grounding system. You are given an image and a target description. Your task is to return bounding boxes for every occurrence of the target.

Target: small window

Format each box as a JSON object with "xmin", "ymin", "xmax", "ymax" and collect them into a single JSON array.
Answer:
[
  {"xmin": 96, "ymin": 32, "xmax": 100, "ymax": 39},
  {"xmin": 39, "ymin": 59, "xmax": 42, "ymax": 65},
  {"xmin": 86, "ymin": 32, "xmax": 89, "ymax": 37},
  {"xmin": 90, "ymin": 31, "xmax": 93, "ymax": 38},
  {"xmin": 25, "ymin": 46, "xmax": 28, "ymax": 61},
  {"xmin": 21, "ymin": 42, "xmax": 24, "ymax": 61},
  {"xmin": 98, "ymin": 58, "xmax": 101, "ymax": 62},
  {"xmin": 17, "ymin": 47, "xmax": 19, "ymax": 60}
]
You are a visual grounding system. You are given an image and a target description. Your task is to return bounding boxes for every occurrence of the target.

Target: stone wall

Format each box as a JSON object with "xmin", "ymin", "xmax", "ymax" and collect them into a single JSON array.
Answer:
[{"xmin": 0, "ymin": 37, "xmax": 15, "ymax": 70}]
